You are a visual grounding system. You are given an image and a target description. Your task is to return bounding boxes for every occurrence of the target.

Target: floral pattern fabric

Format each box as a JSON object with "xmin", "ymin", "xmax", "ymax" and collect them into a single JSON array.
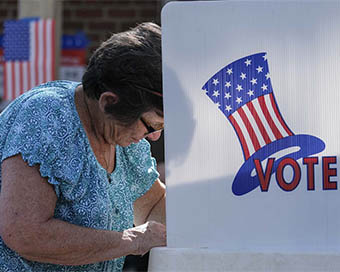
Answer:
[{"xmin": 0, "ymin": 81, "xmax": 159, "ymax": 272}]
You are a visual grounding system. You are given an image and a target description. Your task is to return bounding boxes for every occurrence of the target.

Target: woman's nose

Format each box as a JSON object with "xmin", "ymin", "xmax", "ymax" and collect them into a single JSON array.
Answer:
[{"xmin": 146, "ymin": 131, "xmax": 162, "ymax": 141}]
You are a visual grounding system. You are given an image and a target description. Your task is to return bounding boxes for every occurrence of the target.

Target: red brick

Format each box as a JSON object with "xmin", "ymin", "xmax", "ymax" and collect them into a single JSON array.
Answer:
[
  {"xmin": 63, "ymin": 0, "xmax": 84, "ymax": 5},
  {"xmin": 92, "ymin": 0, "xmax": 135, "ymax": 4},
  {"xmin": 0, "ymin": 10, "xmax": 8, "ymax": 17},
  {"xmin": 88, "ymin": 21, "xmax": 116, "ymax": 31},
  {"xmin": 87, "ymin": 33, "xmax": 101, "ymax": 42},
  {"xmin": 120, "ymin": 22, "xmax": 139, "ymax": 31},
  {"xmin": 140, "ymin": 8, "xmax": 157, "ymax": 17},
  {"xmin": 131, "ymin": 0, "xmax": 158, "ymax": 5},
  {"xmin": 87, "ymin": 0, "xmax": 119, "ymax": 3},
  {"xmin": 75, "ymin": 9, "xmax": 103, "ymax": 18},
  {"xmin": 1, "ymin": 0, "xmax": 18, "ymax": 5},
  {"xmin": 63, "ymin": 9, "xmax": 73, "ymax": 19},
  {"xmin": 63, "ymin": 21, "xmax": 85, "ymax": 31},
  {"xmin": 11, "ymin": 9, "xmax": 17, "ymax": 18},
  {"xmin": 108, "ymin": 9, "xmax": 136, "ymax": 18}
]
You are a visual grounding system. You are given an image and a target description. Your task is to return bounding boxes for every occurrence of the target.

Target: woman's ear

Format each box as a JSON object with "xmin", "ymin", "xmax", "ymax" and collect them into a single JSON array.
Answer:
[{"xmin": 98, "ymin": 92, "xmax": 119, "ymax": 113}]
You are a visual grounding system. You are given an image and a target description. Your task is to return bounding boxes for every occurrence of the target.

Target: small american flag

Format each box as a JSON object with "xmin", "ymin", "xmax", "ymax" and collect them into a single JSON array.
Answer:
[
  {"xmin": 3, "ymin": 18, "xmax": 55, "ymax": 101},
  {"xmin": 202, "ymin": 53, "xmax": 293, "ymax": 160}
]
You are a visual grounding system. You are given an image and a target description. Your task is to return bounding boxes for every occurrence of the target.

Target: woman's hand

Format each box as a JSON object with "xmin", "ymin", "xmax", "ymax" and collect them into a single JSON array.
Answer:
[
  {"xmin": 122, "ymin": 221, "xmax": 166, "ymax": 256},
  {"xmin": 0, "ymin": 154, "xmax": 162, "ymax": 265}
]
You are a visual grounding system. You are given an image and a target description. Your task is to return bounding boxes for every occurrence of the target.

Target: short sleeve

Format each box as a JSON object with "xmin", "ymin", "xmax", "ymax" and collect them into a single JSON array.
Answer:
[
  {"xmin": 123, "ymin": 139, "xmax": 159, "ymax": 202},
  {"xmin": 1, "ymin": 92, "xmax": 83, "ymax": 197}
]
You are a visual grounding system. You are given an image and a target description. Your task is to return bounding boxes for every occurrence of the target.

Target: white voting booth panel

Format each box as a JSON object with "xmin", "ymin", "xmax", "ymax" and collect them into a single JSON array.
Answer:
[{"xmin": 150, "ymin": 1, "xmax": 340, "ymax": 271}]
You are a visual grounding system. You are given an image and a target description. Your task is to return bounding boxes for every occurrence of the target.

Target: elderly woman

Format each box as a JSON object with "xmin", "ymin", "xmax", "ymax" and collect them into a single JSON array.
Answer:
[{"xmin": 0, "ymin": 22, "xmax": 166, "ymax": 271}]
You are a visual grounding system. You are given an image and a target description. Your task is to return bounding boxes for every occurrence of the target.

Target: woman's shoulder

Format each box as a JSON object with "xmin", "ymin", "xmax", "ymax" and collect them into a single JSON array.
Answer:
[
  {"xmin": 1, "ymin": 80, "xmax": 79, "ymax": 117},
  {"xmin": 121, "ymin": 139, "xmax": 152, "ymax": 159},
  {"xmin": 0, "ymin": 81, "xmax": 86, "ymax": 196},
  {"xmin": 118, "ymin": 139, "xmax": 156, "ymax": 170},
  {"xmin": 22, "ymin": 80, "xmax": 79, "ymax": 107},
  {"xmin": 16, "ymin": 81, "xmax": 80, "ymax": 126},
  {"xmin": 0, "ymin": 80, "xmax": 84, "ymax": 156}
]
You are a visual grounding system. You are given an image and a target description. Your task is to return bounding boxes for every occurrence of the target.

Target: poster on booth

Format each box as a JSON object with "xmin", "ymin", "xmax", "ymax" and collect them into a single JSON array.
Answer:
[
  {"xmin": 59, "ymin": 32, "xmax": 88, "ymax": 82},
  {"xmin": 162, "ymin": 1, "xmax": 340, "ymax": 253}
]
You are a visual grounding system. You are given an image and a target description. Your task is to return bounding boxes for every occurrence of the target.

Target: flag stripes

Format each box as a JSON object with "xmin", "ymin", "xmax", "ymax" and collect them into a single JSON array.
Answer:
[
  {"xmin": 246, "ymin": 101, "xmax": 272, "ymax": 145},
  {"xmin": 4, "ymin": 18, "xmax": 55, "ymax": 101},
  {"xmin": 229, "ymin": 93, "xmax": 294, "ymax": 160}
]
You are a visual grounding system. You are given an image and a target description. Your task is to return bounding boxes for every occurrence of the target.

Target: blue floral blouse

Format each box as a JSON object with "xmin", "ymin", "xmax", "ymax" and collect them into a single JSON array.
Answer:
[{"xmin": 0, "ymin": 81, "xmax": 159, "ymax": 272}]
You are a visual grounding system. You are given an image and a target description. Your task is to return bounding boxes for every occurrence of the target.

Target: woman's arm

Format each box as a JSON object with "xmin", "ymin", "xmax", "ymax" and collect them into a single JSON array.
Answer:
[
  {"xmin": 134, "ymin": 179, "xmax": 166, "ymax": 226},
  {"xmin": 0, "ymin": 154, "xmax": 166, "ymax": 265}
]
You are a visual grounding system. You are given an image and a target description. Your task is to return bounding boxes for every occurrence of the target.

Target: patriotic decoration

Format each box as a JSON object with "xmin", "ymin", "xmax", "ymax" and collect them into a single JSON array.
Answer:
[
  {"xmin": 202, "ymin": 53, "xmax": 325, "ymax": 195},
  {"xmin": 3, "ymin": 18, "xmax": 55, "ymax": 101},
  {"xmin": 59, "ymin": 32, "xmax": 88, "ymax": 82},
  {"xmin": 203, "ymin": 53, "xmax": 293, "ymax": 160}
]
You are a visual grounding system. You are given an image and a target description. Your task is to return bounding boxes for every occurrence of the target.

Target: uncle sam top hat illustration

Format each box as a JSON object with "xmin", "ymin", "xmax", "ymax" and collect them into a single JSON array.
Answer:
[{"xmin": 202, "ymin": 53, "xmax": 325, "ymax": 196}]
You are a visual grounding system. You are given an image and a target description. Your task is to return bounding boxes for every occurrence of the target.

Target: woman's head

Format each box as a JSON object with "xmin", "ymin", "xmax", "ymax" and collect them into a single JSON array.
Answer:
[{"xmin": 82, "ymin": 22, "xmax": 162, "ymax": 126}]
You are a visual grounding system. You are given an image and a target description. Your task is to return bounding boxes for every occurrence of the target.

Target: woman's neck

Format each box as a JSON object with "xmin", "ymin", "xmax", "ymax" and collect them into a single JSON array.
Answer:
[
  {"xmin": 75, "ymin": 85, "xmax": 116, "ymax": 173},
  {"xmin": 76, "ymin": 86, "xmax": 111, "ymax": 144}
]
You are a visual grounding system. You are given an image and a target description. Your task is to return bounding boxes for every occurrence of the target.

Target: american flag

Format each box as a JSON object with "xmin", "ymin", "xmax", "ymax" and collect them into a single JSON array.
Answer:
[
  {"xmin": 202, "ymin": 53, "xmax": 293, "ymax": 160},
  {"xmin": 3, "ymin": 18, "xmax": 55, "ymax": 101}
]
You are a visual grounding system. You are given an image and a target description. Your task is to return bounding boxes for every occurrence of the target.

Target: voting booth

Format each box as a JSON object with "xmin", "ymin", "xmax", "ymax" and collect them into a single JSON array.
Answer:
[{"xmin": 150, "ymin": 1, "xmax": 340, "ymax": 271}]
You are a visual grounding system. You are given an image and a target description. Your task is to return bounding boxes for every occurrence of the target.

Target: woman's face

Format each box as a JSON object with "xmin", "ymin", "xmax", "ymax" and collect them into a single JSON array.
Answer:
[{"xmin": 114, "ymin": 111, "xmax": 164, "ymax": 147}]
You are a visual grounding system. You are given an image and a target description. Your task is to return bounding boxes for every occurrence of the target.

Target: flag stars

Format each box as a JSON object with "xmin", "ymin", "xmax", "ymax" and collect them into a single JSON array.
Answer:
[
  {"xmin": 240, "ymin": 72, "xmax": 246, "ymax": 80},
  {"xmin": 247, "ymin": 90, "xmax": 254, "ymax": 97},
  {"xmin": 261, "ymin": 84, "xmax": 268, "ymax": 91},
  {"xmin": 244, "ymin": 59, "xmax": 252, "ymax": 66},
  {"xmin": 250, "ymin": 78, "xmax": 257, "ymax": 85},
  {"xmin": 225, "ymin": 81, "xmax": 231, "ymax": 88},
  {"xmin": 225, "ymin": 92, "xmax": 231, "ymax": 99},
  {"xmin": 215, "ymin": 102, "xmax": 221, "ymax": 108},
  {"xmin": 225, "ymin": 105, "xmax": 232, "ymax": 112},
  {"xmin": 212, "ymin": 90, "xmax": 220, "ymax": 97},
  {"xmin": 226, "ymin": 68, "xmax": 233, "ymax": 75},
  {"xmin": 256, "ymin": 66, "xmax": 263, "ymax": 73},
  {"xmin": 236, "ymin": 84, "xmax": 243, "ymax": 92},
  {"xmin": 212, "ymin": 78, "xmax": 219, "ymax": 86},
  {"xmin": 236, "ymin": 97, "xmax": 243, "ymax": 104},
  {"xmin": 263, "ymin": 54, "xmax": 267, "ymax": 61},
  {"xmin": 265, "ymin": 72, "xmax": 270, "ymax": 80}
]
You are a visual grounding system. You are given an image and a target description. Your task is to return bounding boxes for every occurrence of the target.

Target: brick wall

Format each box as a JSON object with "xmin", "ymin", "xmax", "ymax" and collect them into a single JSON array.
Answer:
[
  {"xmin": 0, "ymin": 0, "xmax": 162, "ymax": 57},
  {"xmin": 0, "ymin": 0, "xmax": 18, "ymax": 33},
  {"xmin": 63, "ymin": 0, "xmax": 162, "ymax": 56}
]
